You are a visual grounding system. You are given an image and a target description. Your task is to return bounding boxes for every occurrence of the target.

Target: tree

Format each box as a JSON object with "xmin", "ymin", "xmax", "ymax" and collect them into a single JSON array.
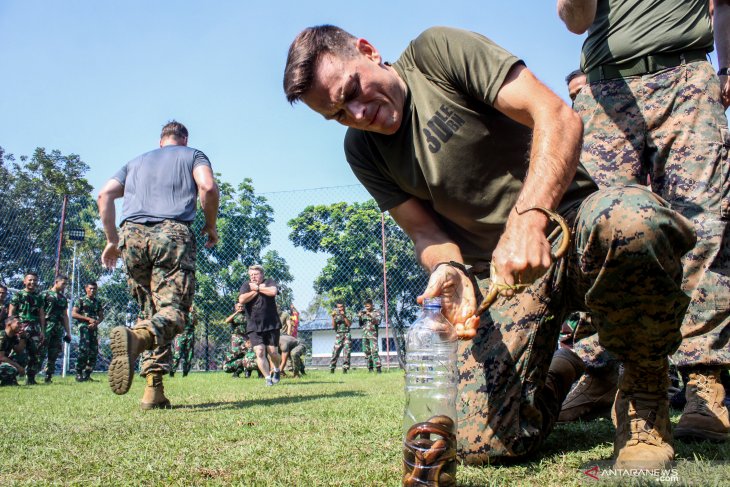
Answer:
[{"xmin": 288, "ymin": 200, "xmax": 428, "ymax": 365}]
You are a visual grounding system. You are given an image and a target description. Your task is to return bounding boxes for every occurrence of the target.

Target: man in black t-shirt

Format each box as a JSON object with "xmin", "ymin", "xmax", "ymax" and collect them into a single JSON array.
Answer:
[{"xmin": 238, "ymin": 265, "xmax": 282, "ymax": 386}]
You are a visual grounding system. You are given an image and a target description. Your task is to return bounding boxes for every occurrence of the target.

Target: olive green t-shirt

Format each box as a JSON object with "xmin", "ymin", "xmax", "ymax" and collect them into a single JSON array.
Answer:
[
  {"xmin": 581, "ymin": 0, "xmax": 713, "ymax": 73},
  {"xmin": 346, "ymin": 27, "xmax": 597, "ymax": 264}
]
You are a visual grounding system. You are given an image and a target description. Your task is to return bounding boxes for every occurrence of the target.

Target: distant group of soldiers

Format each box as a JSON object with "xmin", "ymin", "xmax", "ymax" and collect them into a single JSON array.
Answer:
[
  {"xmin": 329, "ymin": 300, "xmax": 382, "ymax": 374},
  {"xmin": 0, "ymin": 272, "xmax": 104, "ymax": 386}
]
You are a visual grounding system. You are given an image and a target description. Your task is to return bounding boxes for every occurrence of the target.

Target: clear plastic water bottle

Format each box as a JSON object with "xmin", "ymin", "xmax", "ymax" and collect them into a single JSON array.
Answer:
[{"xmin": 402, "ymin": 297, "xmax": 458, "ymax": 487}]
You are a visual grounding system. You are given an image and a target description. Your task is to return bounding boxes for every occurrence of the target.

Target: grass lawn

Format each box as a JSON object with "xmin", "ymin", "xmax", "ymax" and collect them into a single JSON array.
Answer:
[{"xmin": 0, "ymin": 369, "xmax": 728, "ymax": 486}]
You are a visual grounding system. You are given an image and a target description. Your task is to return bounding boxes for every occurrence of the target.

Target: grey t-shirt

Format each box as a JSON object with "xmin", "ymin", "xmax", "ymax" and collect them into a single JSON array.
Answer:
[{"xmin": 113, "ymin": 145, "xmax": 212, "ymax": 224}]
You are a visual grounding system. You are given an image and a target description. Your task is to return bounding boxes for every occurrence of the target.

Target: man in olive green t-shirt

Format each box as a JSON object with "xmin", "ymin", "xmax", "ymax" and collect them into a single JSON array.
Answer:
[
  {"xmin": 559, "ymin": 0, "xmax": 730, "ymax": 451},
  {"xmin": 284, "ymin": 25, "xmax": 697, "ymax": 469}
]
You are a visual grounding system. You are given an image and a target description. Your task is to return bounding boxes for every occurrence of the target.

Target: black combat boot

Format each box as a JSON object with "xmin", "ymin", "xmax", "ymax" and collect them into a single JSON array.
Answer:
[
  {"xmin": 25, "ymin": 374, "xmax": 38, "ymax": 385},
  {"xmin": 377, "ymin": 366, "xmax": 382, "ymax": 374},
  {"xmin": 244, "ymin": 370, "xmax": 252, "ymax": 378},
  {"xmin": 368, "ymin": 367, "xmax": 373, "ymax": 373},
  {"xmin": 84, "ymin": 370, "xmax": 96, "ymax": 382},
  {"xmin": 75, "ymin": 372, "xmax": 86, "ymax": 382},
  {"xmin": 232, "ymin": 371, "xmax": 241, "ymax": 379},
  {"xmin": 169, "ymin": 369, "xmax": 175, "ymax": 378},
  {"xmin": 44, "ymin": 374, "xmax": 53, "ymax": 384}
]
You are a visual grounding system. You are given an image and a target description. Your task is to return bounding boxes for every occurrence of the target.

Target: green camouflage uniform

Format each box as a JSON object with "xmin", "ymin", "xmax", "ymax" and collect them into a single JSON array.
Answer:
[
  {"xmin": 359, "ymin": 308, "xmax": 381, "ymax": 369},
  {"xmin": 119, "ymin": 219, "xmax": 196, "ymax": 376},
  {"xmin": 10, "ymin": 289, "xmax": 44, "ymax": 376},
  {"xmin": 41, "ymin": 289, "xmax": 68, "ymax": 377},
  {"xmin": 75, "ymin": 294, "xmax": 103, "ymax": 376},
  {"xmin": 329, "ymin": 310, "xmax": 352, "ymax": 371},
  {"xmin": 0, "ymin": 329, "xmax": 21, "ymax": 385},
  {"xmin": 573, "ymin": 60, "xmax": 730, "ymax": 371},
  {"xmin": 457, "ymin": 186, "xmax": 695, "ymax": 464},
  {"xmin": 171, "ymin": 309, "xmax": 196, "ymax": 375},
  {"xmin": 222, "ymin": 313, "xmax": 248, "ymax": 375}
]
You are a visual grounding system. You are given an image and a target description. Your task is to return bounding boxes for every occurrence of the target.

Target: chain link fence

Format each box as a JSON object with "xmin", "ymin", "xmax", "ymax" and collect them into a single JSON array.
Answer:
[{"xmin": 0, "ymin": 182, "xmax": 428, "ymax": 374}]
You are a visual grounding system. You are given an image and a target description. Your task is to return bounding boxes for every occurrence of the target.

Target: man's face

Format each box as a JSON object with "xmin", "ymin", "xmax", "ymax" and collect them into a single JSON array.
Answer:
[
  {"xmin": 235, "ymin": 303, "xmax": 244, "ymax": 312},
  {"xmin": 568, "ymin": 74, "xmax": 587, "ymax": 102},
  {"xmin": 365, "ymin": 302, "xmax": 373, "ymax": 312},
  {"xmin": 302, "ymin": 41, "xmax": 407, "ymax": 135},
  {"xmin": 336, "ymin": 303, "xmax": 345, "ymax": 313},
  {"xmin": 6, "ymin": 318, "xmax": 20, "ymax": 334},
  {"xmin": 0, "ymin": 288, "xmax": 6, "ymax": 303},
  {"xmin": 85, "ymin": 285, "xmax": 97, "ymax": 298},
  {"xmin": 249, "ymin": 270, "xmax": 263, "ymax": 284},
  {"xmin": 55, "ymin": 279, "xmax": 68, "ymax": 293},
  {"xmin": 24, "ymin": 274, "xmax": 38, "ymax": 292}
]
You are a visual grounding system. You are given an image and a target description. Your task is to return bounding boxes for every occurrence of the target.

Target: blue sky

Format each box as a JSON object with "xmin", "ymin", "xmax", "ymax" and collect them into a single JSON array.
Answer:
[{"xmin": 1, "ymin": 1, "xmax": 721, "ymax": 309}]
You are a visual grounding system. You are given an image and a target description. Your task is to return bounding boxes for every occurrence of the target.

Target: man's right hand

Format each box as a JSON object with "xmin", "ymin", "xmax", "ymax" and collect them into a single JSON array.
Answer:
[
  {"xmin": 417, "ymin": 264, "xmax": 479, "ymax": 339},
  {"xmin": 101, "ymin": 242, "xmax": 121, "ymax": 269},
  {"xmin": 201, "ymin": 224, "xmax": 218, "ymax": 248},
  {"xmin": 18, "ymin": 366, "xmax": 25, "ymax": 376}
]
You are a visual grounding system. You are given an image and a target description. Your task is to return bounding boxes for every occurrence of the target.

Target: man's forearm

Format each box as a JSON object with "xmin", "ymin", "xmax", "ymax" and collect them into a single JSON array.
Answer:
[
  {"xmin": 258, "ymin": 285, "xmax": 277, "ymax": 297},
  {"xmin": 199, "ymin": 188, "xmax": 220, "ymax": 229},
  {"xmin": 238, "ymin": 291, "xmax": 257, "ymax": 304},
  {"xmin": 98, "ymin": 192, "xmax": 119, "ymax": 244},
  {"xmin": 557, "ymin": 0, "xmax": 597, "ymax": 34},
  {"xmin": 63, "ymin": 316, "xmax": 70, "ymax": 335}
]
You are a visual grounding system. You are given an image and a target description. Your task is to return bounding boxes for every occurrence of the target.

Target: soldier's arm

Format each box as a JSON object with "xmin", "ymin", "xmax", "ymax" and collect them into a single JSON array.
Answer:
[
  {"xmin": 62, "ymin": 312, "xmax": 71, "ymax": 337},
  {"xmin": 372, "ymin": 311, "xmax": 381, "ymax": 326},
  {"xmin": 72, "ymin": 307, "xmax": 92, "ymax": 324},
  {"xmin": 343, "ymin": 313, "xmax": 352, "ymax": 327},
  {"xmin": 0, "ymin": 350, "xmax": 24, "ymax": 373},
  {"xmin": 98, "ymin": 178, "xmax": 125, "ymax": 269},
  {"xmin": 224, "ymin": 311, "xmax": 239, "ymax": 324},
  {"xmin": 557, "ymin": 0, "xmax": 597, "ymax": 34},
  {"xmin": 331, "ymin": 313, "xmax": 337, "ymax": 329},
  {"xmin": 8, "ymin": 303, "xmax": 16, "ymax": 317},
  {"xmin": 38, "ymin": 306, "xmax": 46, "ymax": 329},
  {"xmin": 98, "ymin": 303, "xmax": 104, "ymax": 322}
]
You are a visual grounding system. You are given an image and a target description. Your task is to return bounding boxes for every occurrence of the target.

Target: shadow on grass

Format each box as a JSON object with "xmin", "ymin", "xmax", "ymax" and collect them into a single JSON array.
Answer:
[{"xmin": 174, "ymin": 390, "xmax": 365, "ymax": 411}]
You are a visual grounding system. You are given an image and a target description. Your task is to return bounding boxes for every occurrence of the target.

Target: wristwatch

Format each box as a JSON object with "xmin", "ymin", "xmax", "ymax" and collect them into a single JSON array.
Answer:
[{"xmin": 718, "ymin": 67, "xmax": 729, "ymax": 76}]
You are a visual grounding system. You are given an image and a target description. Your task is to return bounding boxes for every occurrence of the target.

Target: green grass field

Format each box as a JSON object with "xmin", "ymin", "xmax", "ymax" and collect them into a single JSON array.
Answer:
[{"xmin": 0, "ymin": 369, "xmax": 728, "ymax": 486}]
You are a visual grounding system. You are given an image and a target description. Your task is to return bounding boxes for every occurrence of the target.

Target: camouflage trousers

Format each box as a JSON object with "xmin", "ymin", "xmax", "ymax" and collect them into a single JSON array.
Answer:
[
  {"xmin": 458, "ymin": 186, "xmax": 695, "ymax": 464},
  {"xmin": 171, "ymin": 330, "xmax": 194, "ymax": 375},
  {"xmin": 43, "ymin": 323, "xmax": 65, "ymax": 377},
  {"xmin": 330, "ymin": 332, "xmax": 351, "ymax": 370},
  {"xmin": 0, "ymin": 363, "xmax": 19, "ymax": 384},
  {"xmin": 289, "ymin": 342, "xmax": 307, "ymax": 374},
  {"xmin": 76, "ymin": 325, "xmax": 98, "ymax": 374},
  {"xmin": 362, "ymin": 332, "xmax": 380, "ymax": 368},
  {"xmin": 223, "ymin": 333, "xmax": 249, "ymax": 374},
  {"xmin": 17, "ymin": 322, "xmax": 42, "ymax": 376},
  {"xmin": 574, "ymin": 60, "xmax": 730, "ymax": 369},
  {"xmin": 120, "ymin": 220, "xmax": 196, "ymax": 376}
]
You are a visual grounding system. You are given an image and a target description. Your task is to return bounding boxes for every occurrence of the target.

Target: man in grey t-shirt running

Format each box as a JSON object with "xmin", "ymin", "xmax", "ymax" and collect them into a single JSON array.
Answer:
[{"xmin": 97, "ymin": 120, "xmax": 219, "ymax": 410}]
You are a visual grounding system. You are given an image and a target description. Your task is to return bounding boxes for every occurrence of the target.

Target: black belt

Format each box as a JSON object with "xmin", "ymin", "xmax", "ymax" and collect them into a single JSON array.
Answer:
[{"xmin": 586, "ymin": 49, "xmax": 708, "ymax": 83}]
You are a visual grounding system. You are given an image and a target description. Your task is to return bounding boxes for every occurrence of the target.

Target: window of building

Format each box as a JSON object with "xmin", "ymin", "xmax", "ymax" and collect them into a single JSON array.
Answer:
[{"xmin": 380, "ymin": 337, "xmax": 397, "ymax": 352}]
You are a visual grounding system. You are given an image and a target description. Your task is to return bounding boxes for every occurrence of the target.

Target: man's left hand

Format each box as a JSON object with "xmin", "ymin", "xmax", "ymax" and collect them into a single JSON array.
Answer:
[
  {"xmin": 721, "ymin": 74, "xmax": 730, "ymax": 109},
  {"xmin": 417, "ymin": 264, "xmax": 479, "ymax": 339}
]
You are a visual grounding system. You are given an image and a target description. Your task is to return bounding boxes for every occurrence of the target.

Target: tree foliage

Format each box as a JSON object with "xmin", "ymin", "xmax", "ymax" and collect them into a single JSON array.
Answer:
[{"xmin": 288, "ymin": 200, "xmax": 428, "ymax": 365}]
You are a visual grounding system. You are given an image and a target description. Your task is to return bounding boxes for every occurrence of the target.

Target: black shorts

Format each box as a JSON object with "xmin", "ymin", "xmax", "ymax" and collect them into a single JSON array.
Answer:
[{"xmin": 248, "ymin": 329, "xmax": 280, "ymax": 348}]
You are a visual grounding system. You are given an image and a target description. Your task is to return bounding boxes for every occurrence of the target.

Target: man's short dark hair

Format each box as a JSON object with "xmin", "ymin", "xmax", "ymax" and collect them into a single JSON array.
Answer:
[
  {"xmin": 284, "ymin": 25, "xmax": 358, "ymax": 104},
  {"xmin": 85, "ymin": 281, "xmax": 97, "ymax": 288},
  {"xmin": 364, "ymin": 299, "xmax": 373, "ymax": 305},
  {"xmin": 565, "ymin": 69, "xmax": 585, "ymax": 86},
  {"xmin": 55, "ymin": 275, "xmax": 68, "ymax": 283},
  {"xmin": 25, "ymin": 271, "xmax": 38, "ymax": 278},
  {"xmin": 161, "ymin": 120, "xmax": 188, "ymax": 142}
]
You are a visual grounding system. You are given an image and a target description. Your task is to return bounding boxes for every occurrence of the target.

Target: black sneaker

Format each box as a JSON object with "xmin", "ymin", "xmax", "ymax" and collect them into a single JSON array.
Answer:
[
  {"xmin": 44, "ymin": 375, "xmax": 53, "ymax": 384},
  {"xmin": 244, "ymin": 370, "xmax": 252, "ymax": 378},
  {"xmin": 330, "ymin": 368, "xmax": 335, "ymax": 374},
  {"xmin": 271, "ymin": 369, "xmax": 281, "ymax": 384},
  {"xmin": 368, "ymin": 368, "xmax": 373, "ymax": 373},
  {"xmin": 84, "ymin": 372, "xmax": 96, "ymax": 382},
  {"xmin": 169, "ymin": 370, "xmax": 175, "ymax": 378},
  {"xmin": 343, "ymin": 369, "xmax": 348, "ymax": 374},
  {"xmin": 376, "ymin": 366, "xmax": 382, "ymax": 374},
  {"xmin": 25, "ymin": 375, "xmax": 38, "ymax": 385}
]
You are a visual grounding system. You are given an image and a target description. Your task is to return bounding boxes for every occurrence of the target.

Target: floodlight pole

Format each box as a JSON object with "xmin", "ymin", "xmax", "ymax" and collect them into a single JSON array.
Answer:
[
  {"xmin": 63, "ymin": 241, "xmax": 77, "ymax": 378},
  {"xmin": 53, "ymin": 195, "xmax": 68, "ymax": 281}
]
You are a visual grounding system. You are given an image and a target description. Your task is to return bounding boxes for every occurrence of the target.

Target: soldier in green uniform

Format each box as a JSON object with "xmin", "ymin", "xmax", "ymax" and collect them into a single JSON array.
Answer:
[
  {"xmin": 242, "ymin": 341, "xmax": 259, "ymax": 378},
  {"xmin": 72, "ymin": 282, "xmax": 104, "ymax": 382},
  {"xmin": 170, "ymin": 305, "xmax": 196, "ymax": 378},
  {"xmin": 41, "ymin": 275, "xmax": 71, "ymax": 383},
  {"xmin": 223, "ymin": 302, "xmax": 248, "ymax": 378},
  {"xmin": 358, "ymin": 299, "xmax": 381, "ymax": 373},
  {"xmin": 0, "ymin": 316, "xmax": 25, "ymax": 386},
  {"xmin": 8, "ymin": 272, "xmax": 46, "ymax": 385},
  {"xmin": 329, "ymin": 302, "xmax": 352, "ymax": 374}
]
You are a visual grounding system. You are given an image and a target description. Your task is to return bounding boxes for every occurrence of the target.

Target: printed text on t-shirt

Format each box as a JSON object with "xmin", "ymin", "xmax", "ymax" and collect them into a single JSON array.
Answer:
[{"xmin": 423, "ymin": 104, "xmax": 466, "ymax": 153}]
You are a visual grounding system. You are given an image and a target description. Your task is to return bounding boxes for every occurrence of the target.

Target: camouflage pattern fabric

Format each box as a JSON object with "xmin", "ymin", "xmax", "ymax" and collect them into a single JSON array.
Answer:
[
  {"xmin": 359, "ymin": 309, "xmax": 381, "ymax": 369},
  {"xmin": 75, "ymin": 295, "xmax": 103, "ymax": 324},
  {"xmin": 0, "ymin": 304, "xmax": 8, "ymax": 325},
  {"xmin": 0, "ymin": 329, "xmax": 20, "ymax": 384},
  {"xmin": 17, "ymin": 323, "xmax": 42, "ymax": 376},
  {"xmin": 171, "ymin": 309, "xmax": 196, "ymax": 375},
  {"xmin": 457, "ymin": 186, "xmax": 695, "ymax": 465},
  {"xmin": 330, "ymin": 332, "xmax": 351, "ymax": 370},
  {"xmin": 574, "ymin": 61, "xmax": 730, "ymax": 369},
  {"xmin": 76, "ymin": 325, "xmax": 98, "ymax": 375},
  {"xmin": 289, "ymin": 341, "xmax": 306, "ymax": 374},
  {"xmin": 42, "ymin": 290, "xmax": 68, "ymax": 377},
  {"xmin": 9, "ymin": 290, "xmax": 42, "ymax": 324},
  {"xmin": 222, "ymin": 333, "xmax": 248, "ymax": 374},
  {"xmin": 230, "ymin": 313, "xmax": 247, "ymax": 336},
  {"xmin": 332, "ymin": 311, "xmax": 352, "ymax": 334},
  {"xmin": 120, "ymin": 220, "xmax": 196, "ymax": 376}
]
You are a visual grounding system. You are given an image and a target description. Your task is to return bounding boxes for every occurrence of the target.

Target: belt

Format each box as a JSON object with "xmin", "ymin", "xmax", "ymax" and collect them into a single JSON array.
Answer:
[{"xmin": 586, "ymin": 49, "xmax": 708, "ymax": 83}]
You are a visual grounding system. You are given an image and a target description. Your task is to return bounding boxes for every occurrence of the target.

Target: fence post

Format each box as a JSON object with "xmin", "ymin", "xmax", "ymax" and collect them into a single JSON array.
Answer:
[
  {"xmin": 54, "ymin": 195, "xmax": 68, "ymax": 281},
  {"xmin": 381, "ymin": 213, "xmax": 390, "ymax": 370}
]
